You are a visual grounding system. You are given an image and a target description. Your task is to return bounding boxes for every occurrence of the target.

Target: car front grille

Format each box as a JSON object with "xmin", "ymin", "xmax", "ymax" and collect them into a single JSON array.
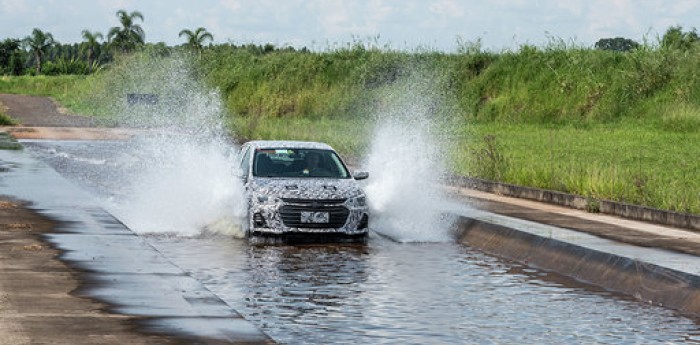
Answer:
[
  {"xmin": 279, "ymin": 199, "xmax": 350, "ymax": 228},
  {"xmin": 281, "ymin": 198, "xmax": 347, "ymax": 205}
]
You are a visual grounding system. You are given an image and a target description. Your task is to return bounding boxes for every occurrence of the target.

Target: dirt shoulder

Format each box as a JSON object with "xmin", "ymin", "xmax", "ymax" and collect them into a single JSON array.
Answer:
[
  {"xmin": 0, "ymin": 126, "xmax": 133, "ymax": 140},
  {"xmin": 0, "ymin": 94, "xmax": 96, "ymax": 127},
  {"xmin": 0, "ymin": 94, "xmax": 135, "ymax": 140},
  {"xmin": 0, "ymin": 197, "xmax": 185, "ymax": 345}
]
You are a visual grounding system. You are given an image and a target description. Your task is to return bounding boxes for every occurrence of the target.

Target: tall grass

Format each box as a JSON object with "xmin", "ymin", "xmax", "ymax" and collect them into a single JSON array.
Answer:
[
  {"xmin": 4, "ymin": 42, "xmax": 700, "ymax": 213},
  {"xmin": 459, "ymin": 122, "xmax": 700, "ymax": 213},
  {"xmin": 0, "ymin": 110, "xmax": 15, "ymax": 125},
  {"xmin": 0, "ymin": 75, "xmax": 96, "ymax": 115}
]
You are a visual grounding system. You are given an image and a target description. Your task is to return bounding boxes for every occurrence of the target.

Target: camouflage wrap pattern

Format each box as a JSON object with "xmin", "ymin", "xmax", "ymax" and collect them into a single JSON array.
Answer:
[{"xmin": 241, "ymin": 141, "xmax": 369, "ymax": 236}]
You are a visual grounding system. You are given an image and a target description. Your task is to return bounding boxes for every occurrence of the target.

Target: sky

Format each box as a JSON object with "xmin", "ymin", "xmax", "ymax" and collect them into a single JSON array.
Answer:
[{"xmin": 1, "ymin": 0, "xmax": 700, "ymax": 51}]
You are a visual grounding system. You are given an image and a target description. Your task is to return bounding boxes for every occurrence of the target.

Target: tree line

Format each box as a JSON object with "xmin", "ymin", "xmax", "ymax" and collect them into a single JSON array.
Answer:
[
  {"xmin": 594, "ymin": 26, "xmax": 700, "ymax": 52},
  {"xmin": 0, "ymin": 9, "xmax": 216, "ymax": 76},
  {"xmin": 2, "ymin": 8, "xmax": 699, "ymax": 77}
]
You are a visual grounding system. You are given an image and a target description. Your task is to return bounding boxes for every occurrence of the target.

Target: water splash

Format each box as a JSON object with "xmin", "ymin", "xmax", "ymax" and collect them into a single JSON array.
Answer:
[
  {"xmin": 363, "ymin": 72, "xmax": 456, "ymax": 242},
  {"xmin": 109, "ymin": 135, "xmax": 246, "ymax": 237},
  {"xmin": 97, "ymin": 54, "xmax": 247, "ymax": 237},
  {"xmin": 90, "ymin": 54, "xmax": 456, "ymax": 241}
]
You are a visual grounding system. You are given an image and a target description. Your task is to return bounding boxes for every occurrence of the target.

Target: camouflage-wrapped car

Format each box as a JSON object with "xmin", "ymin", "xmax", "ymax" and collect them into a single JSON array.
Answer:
[{"xmin": 237, "ymin": 141, "xmax": 369, "ymax": 241}]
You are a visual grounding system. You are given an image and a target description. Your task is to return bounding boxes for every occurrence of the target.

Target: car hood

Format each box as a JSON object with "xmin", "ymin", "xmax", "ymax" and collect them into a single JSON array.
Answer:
[{"xmin": 249, "ymin": 178, "xmax": 363, "ymax": 200}]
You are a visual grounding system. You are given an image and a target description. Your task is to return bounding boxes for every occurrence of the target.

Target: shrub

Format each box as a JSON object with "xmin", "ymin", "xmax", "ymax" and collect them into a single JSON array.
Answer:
[
  {"xmin": 0, "ymin": 111, "xmax": 16, "ymax": 125},
  {"xmin": 469, "ymin": 134, "xmax": 509, "ymax": 180},
  {"xmin": 42, "ymin": 58, "xmax": 89, "ymax": 75}
]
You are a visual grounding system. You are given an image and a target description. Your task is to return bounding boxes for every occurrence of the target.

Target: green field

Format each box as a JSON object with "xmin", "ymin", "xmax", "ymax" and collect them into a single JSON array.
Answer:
[
  {"xmin": 2, "ymin": 42, "xmax": 700, "ymax": 213},
  {"xmin": 0, "ymin": 75, "xmax": 93, "ymax": 115},
  {"xmin": 460, "ymin": 122, "xmax": 700, "ymax": 213}
]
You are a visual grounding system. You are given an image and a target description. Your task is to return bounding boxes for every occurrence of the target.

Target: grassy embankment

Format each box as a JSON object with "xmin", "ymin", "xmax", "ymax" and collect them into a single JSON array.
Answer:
[
  {"xmin": 2, "ymin": 43, "xmax": 700, "ymax": 213},
  {"xmin": 200, "ymin": 45, "xmax": 700, "ymax": 213},
  {"xmin": 0, "ymin": 108, "xmax": 14, "ymax": 125}
]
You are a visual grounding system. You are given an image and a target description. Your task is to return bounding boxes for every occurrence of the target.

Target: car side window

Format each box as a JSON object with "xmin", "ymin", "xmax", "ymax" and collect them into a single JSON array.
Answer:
[{"xmin": 240, "ymin": 146, "xmax": 251, "ymax": 176}]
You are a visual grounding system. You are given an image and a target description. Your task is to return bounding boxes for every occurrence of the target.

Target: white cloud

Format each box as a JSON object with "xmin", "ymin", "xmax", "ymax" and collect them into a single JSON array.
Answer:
[
  {"xmin": 428, "ymin": 0, "xmax": 465, "ymax": 18},
  {"xmin": 582, "ymin": 0, "xmax": 641, "ymax": 42},
  {"xmin": 308, "ymin": 0, "xmax": 394, "ymax": 38},
  {"xmin": 554, "ymin": 0, "xmax": 584, "ymax": 16},
  {"xmin": 1, "ymin": 0, "xmax": 700, "ymax": 51},
  {"xmin": 0, "ymin": 0, "xmax": 31, "ymax": 14},
  {"xmin": 666, "ymin": 0, "xmax": 700, "ymax": 15},
  {"xmin": 220, "ymin": 0, "xmax": 243, "ymax": 12}
]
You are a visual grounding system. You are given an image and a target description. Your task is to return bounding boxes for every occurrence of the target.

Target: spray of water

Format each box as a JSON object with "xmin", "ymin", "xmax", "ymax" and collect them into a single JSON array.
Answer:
[
  {"xmin": 363, "ymin": 71, "xmax": 457, "ymax": 242},
  {"xmin": 94, "ymin": 54, "xmax": 456, "ymax": 241},
  {"xmin": 97, "ymin": 54, "xmax": 247, "ymax": 237}
]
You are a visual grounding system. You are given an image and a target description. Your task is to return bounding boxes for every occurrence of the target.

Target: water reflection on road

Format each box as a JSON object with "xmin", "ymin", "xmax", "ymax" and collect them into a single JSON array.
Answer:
[
  {"xmin": 148, "ymin": 234, "xmax": 700, "ymax": 344},
  {"xmin": 23, "ymin": 140, "xmax": 700, "ymax": 344}
]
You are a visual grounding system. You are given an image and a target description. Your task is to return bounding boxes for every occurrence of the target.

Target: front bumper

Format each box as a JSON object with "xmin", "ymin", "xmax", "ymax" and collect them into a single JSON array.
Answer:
[{"xmin": 248, "ymin": 197, "xmax": 369, "ymax": 236}]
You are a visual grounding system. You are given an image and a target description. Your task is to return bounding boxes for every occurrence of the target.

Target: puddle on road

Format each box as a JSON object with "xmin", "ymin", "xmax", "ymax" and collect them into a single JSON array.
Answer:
[
  {"xmin": 16, "ymin": 140, "xmax": 700, "ymax": 344},
  {"xmin": 148, "ymin": 235, "xmax": 700, "ymax": 344}
]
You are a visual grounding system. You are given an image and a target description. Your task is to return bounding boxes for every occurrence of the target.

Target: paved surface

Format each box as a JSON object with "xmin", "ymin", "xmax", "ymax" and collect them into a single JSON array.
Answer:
[
  {"xmin": 0, "ymin": 198, "xmax": 189, "ymax": 345},
  {"xmin": 449, "ymin": 187, "xmax": 700, "ymax": 257},
  {"xmin": 0, "ymin": 148, "xmax": 274, "ymax": 344}
]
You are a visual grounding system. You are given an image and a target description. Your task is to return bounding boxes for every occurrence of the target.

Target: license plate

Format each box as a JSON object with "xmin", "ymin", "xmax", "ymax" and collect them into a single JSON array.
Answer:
[{"xmin": 300, "ymin": 211, "xmax": 329, "ymax": 223}]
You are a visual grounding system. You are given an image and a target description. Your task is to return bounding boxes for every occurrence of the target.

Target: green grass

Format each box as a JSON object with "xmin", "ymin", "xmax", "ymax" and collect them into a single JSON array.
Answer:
[
  {"xmin": 229, "ymin": 116, "xmax": 372, "ymax": 158},
  {"xmin": 0, "ymin": 132, "xmax": 21, "ymax": 149},
  {"xmin": 460, "ymin": 122, "xmax": 700, "ymax": 213},
  {"xmin": 4, "ymin": 43, "xmax": 700, "ymax": 213},
  {"xmin": 0, "ymin": 111, "xmax": 16, "ymax": 125},
  {"xmin": 0, "ymin": 95, "xmax": 16, "ymax": 125},
  {"xmin": 0, "ymin": 75, "xmax": 82, "ymax": 96},
  {"xmin": 0, "ymin": 75, "xmax": 96, "ymax": 116}
]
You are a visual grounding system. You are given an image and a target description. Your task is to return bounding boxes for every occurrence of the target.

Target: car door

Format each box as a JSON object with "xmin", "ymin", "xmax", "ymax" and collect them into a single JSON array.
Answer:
[{"xmin": 237, "ymin": 145, "xmax": 253, "ymax": 233}]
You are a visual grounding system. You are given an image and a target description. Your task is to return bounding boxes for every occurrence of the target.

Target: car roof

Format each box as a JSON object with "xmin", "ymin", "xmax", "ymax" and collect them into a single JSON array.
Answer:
[{"xmin": 244, "ymin": 140, "xmax": 335, "ymax": 151}]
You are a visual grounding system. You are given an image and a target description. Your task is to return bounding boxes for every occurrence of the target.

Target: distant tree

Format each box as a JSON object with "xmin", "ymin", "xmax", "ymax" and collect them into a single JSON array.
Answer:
[
  {"xmin": 661, "ymin": 26, "xmax": 700, "ymax": 50},
  {"xmin": 107, "ymin": 10, "xmax": 145, "ymax": 53},
  {"xmin": 81, "ymin": 30, "xmax": 103, "ymax": 72},
  {"xmin": 0, "ymin": 39, "xmax": 21, "ymax": 74},
  {"xmin": 23, "ymin": 28, "xmax": 56, "ymax": 74},
  {"xmin": 178, "ymin": 27, "xmax": 213, "ymax": 52},
  {"xmin": 594, "ymin": 37, "xmax": 639, "ymax": 52}
]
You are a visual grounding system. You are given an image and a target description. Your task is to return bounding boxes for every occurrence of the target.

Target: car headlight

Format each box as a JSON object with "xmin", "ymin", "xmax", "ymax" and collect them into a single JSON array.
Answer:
[
  {"xmin": 348, "ymin": 194, "xmax": 367, "ymax": 207},
  {"xmin": 256, "ymin": 195, "xmax": 278, "ymax": 205}
]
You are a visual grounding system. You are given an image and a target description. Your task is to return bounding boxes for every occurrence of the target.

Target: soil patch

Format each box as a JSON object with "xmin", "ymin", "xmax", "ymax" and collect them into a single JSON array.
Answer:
[
  {"xmin": 0, "ymin": 94, "xmax": 138, "ymax": 140},
  {"xmin": 0, "ymin": 94, "xmax": 96, "ymax": 127}
]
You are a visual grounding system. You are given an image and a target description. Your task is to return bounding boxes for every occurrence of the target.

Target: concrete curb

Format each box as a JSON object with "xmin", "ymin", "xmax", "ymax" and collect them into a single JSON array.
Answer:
[
  {"xmin": 454, "ymin": 215, "xmax": 700, "ymax": 316},
  {"xmin": 448, "ymin": 175, "xmax": 700, "ymax": 232}
]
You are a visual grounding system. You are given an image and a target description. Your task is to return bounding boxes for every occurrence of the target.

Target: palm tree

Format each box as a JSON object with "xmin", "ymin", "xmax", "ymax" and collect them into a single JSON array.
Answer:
[
  {"xmin": 178, "ymin": 27, "xmax": 213, "ymax": 52},
  {"xmin": 107, "ymin": 10, "xmax": 145, "ymax": 53},
  {"xmin": 23, "ymin": 28, "xmax": 56, "ymax": 74},
  {"xmin": 81, "ymin": 30, "xmax": 103, "ymax": 72}
]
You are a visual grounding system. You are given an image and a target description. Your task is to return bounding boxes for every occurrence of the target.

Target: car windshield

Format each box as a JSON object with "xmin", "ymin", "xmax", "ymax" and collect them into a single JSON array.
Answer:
[{"xmin": 252, "ymin": 148, "xmax": 350, "ymax": 178}]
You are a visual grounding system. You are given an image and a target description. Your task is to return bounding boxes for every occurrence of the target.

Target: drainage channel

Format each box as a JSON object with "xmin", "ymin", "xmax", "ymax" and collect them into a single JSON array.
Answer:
[{"xmin": 454, "ymin": 208, "xmax": 700, "ymax": 314}]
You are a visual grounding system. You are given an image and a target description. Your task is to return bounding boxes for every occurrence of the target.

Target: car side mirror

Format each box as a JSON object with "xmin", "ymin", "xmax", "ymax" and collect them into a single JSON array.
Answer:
[
  {"xmin": 233, "ymin": 168, "xmax": 247, "ymax": 182},
  {"xmin": 353, "ymin": 171, "xmax": 369, "ymax": 180}
]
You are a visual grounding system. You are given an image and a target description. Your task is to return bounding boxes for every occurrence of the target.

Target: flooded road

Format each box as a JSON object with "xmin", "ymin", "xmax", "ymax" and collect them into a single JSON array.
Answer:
[{"xmin": 21, "ymin": 140, "xmax": 700, "ymax": 344}]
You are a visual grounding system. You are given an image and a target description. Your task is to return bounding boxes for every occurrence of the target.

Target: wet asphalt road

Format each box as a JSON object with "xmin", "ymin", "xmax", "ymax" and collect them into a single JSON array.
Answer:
[{"xmin": 8, "ymin": 140, "xmax": 700, "ymax": 344}]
